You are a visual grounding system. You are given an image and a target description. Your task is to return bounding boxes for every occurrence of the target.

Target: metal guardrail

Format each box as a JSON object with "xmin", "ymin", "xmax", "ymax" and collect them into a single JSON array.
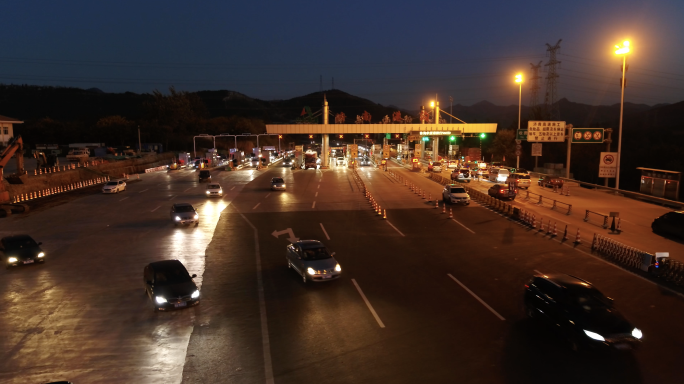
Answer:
[
  {"xmin": 584, "ymin": 209, "xmax": 610, "ymax": 228},
  {"xmin": 521, "ymin": 189, "xmax": 572, "ymax": 215}
]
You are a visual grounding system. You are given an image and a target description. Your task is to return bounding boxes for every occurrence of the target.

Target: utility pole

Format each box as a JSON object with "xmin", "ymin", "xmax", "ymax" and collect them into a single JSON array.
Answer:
[
  {"xmin": 138, "ymin": 126, "xmax": 142, "ymax": 155},
  {"xmin": 529, "ymin": 61, "xmax": 543, "ymax": 119}
]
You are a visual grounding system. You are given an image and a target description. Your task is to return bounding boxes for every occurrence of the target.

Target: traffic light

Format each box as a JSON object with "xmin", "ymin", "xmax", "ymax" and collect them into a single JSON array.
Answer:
[
  {"xmin": 480, "ymin": 133, "xmax": 486, "ymax": 139},
  {"xmin": 449, "ymin": 135, "xmax": 456, "ymax": 142}
]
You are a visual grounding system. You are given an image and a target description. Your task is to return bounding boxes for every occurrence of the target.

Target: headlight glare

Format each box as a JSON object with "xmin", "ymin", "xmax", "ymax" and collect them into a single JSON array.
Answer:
[
  {"xmin": 175, "ymin": 216, "xmax": 181, "ymax": 221},
  {"xmin": 307, "ymin": 267, "xmax": 316, "ymax": 275},
  {"xmin": 37, "ymin": 252, "xmax": 45, "ymax": 258},
  {"xmin": 206, "ymin": 191, "xmax": 210, "ymax": 194},
  {"xmin": 155, "ymin": 296, "xmax": 167, "ymax": 304},
  {"xmin": 191, "ymin": 290, "xmax": 200, "ymax": 299},
  {"xmin": 335, "ymin": 264, "xmax": 341, "ymax": 272},
  {"xmin": 583, "ymin": 330, "xmax": 605, "ymax": 341},
  {"xmin": 8, "ymin": 257, "xmax": 18, "ymax": 263},
  {"xmin": 194, "ymin": 214, "xmax": 199, "ymax": 220},
  {"xmin": 632, "ymin": 328, "xmax": 643, "ymax": 339}
]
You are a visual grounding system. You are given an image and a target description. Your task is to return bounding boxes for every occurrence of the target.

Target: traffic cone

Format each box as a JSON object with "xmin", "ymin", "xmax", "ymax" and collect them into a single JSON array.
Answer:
[
  {"xmin": 377, "ymin": 205, "xmax": 382, "ymax": 215},
  {"xmin": 442, "ymin": 204, "xmax": 446, "ymax": 214},
  {"xmin": 574, "ymin": 228, "xmax": 581, "ymax": 243},
  {"xmin": 448, "ymin": 208, "xmax": 453, "ymax": 219},
  {"xmin": 422, "ymin": 191, "xmax": 426, "ymax": 199},
  {"xmin": 532, "ymin": 214, "xmax": 537, "ymax": 229},
  {"xmin": 565, "ymin": 186, "xmax": 570, "ymax": 196},
  {"xmin": 429, "ymin": 193, "xmax": 432, "ymax": 201},
  {"xmin": 616, "ymin": 218, "xmax": 622, "ymax": 234},
  {"xmin": 552, "ymin": 222, "xmax": 558, "ymax": 236},
  {"xmin": 435, "ymin": 200, "xmax": 439, "ymax": 209},
  {"xmin": 563, "ymin": 225, "xmax": 568, "ymax": 240},
  {"xmin": 383, "ymin": 209, "xmax": 387, "ymax": 219}
]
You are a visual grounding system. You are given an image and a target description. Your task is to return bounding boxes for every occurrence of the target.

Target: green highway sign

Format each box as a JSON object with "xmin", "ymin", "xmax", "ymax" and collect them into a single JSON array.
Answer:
[
  {"xmin": 516, "ymin": 129, "xmax": 528, "ymax": 140},
  {"xmin": 572, "ymin": 128, "xmax": 604, "ymax": 143}
]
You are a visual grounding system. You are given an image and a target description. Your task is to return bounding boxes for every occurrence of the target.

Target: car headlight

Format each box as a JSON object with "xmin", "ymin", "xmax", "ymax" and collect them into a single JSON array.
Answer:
[
  {"xmin": 307, "ymin": 267, "xmax": 316, "ymax": 275},
  {"xmin": 335, "ymin": 264, "xmax": 341, "ymax": 272},
  {"xmin": 583, "ymin": 330, "xmax": 605, "ymax": 341},
  {"xmin": 155, "ymin": 296, "xmax": 167, "ymax": 304},
  {"xmin": 191, "ymin": 290, "xmax": 200, "ymax": 299},
  {"xmin": 194, "ymin": 214, "xmax": 199, "ymax": 219},
  {"xmin": 8, "ymin": 257, "xmax": 17, "ymax": 263},
  {"xmin": 206, "ymin": 191, "xmax": 210, "ymax": 194},
  {"xmin": 632, "ymin": 328, "xmax": 643, "ymax": 339},
  {"xmin": 37, "ymin": 252, "xmax": 45, "ymax": 258},
  {"xmin": 175, "ymin": 216, "xmax": 181, "ymax": 221}
]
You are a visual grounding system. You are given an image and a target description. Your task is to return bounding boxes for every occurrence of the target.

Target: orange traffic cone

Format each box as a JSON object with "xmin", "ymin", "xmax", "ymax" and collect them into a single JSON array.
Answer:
[
  {"xmin": 574, "ymin": 228, "xmax": 581, "ymax": 243},
  {"xmin": 422, "ymin": 191, "xmax": 426, "ymax": 199},
  {"xmin": 377, "ymin": 205, "xmax": 382, "ymax": 215},
  {"xmin": 532, "ymin": 214, "xmax": 537, "ymax": 229},
  {"xmin": 435, "ymin": 200, "xmax": 439, "ymax": 209},
  {"xmin": 616, "ymin": 218, "xmax": 622, "ymax": 234},
  {"xmin": 383, "ymin": 209, "xmax": 387, "ymax": 219},
  {"xmin": 552, "ymin": 222, "xmax": 558, "ymax": 236},
  {"xmin": 442, "ymin": 204, "xmax": 446, "ymax": 214},
  {"xmin": 448, "ymin": 208, "xmax": 453, "ymax": 219}
]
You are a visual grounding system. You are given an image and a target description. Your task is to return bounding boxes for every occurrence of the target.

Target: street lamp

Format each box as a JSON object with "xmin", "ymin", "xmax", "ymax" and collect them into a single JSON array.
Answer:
[
  {"xmin": 515, "ymin": 74, "xmax": 523, "ymax": 169},
  {"xmin": 614, "ymin": 40, "xmax": 630, "ymax": 191}
]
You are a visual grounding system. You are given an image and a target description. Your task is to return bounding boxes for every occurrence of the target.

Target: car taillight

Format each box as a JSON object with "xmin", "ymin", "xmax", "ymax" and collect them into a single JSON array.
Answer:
[
  {"xmin": 500, "ymin": 189, "xmax": 506, "ymax": 193},
  {"xmin": 524, "ymin": 284, "xmax": 529, "ymax": 289}
]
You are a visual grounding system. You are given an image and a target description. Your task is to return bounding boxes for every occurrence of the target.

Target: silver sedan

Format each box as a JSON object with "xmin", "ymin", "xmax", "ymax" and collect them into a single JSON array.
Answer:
[{"xmin": 286, "ymin": 240, "xmax": 341, "ymax": 283}]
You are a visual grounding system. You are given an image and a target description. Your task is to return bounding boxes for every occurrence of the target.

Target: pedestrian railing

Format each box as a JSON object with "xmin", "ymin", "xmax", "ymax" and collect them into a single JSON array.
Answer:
[
  {"xmin": 521, "ymin": 190, "xmax": 572, "ymax": 215},
  {"xmin": 584, "ymin": 209, "xmax": 610, "ymax": 228}
]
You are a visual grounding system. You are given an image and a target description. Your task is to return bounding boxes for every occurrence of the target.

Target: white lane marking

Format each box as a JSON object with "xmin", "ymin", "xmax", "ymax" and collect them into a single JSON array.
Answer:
[
  {"xmin": 231, "ymin": 186, "xmax": 236, "ymax": 190},
  {"xmin": 352, "ymin": 279, "xmax": 385, "ymax": 328},
  {"xmin": 169, "ymin": 195, "xmax": 176, "ymax": 200},
  {"xmin": 451, "ymin": 218, "xmax": 476, "ymax": 234},
  {"xmin": 312, "ymin": 201, "xmax": 316, "ymax": 209},
  {"xmin": 151, "ymin": 206, "xmax": 161, "ymax": 212},
  {"xmin": 138, "ymin": 189, "xmax": 149, "ymax": 193},
  {"xmin": 317, "ymin": 184, "xmax": 320, "ymax": 189},
  {"xmin": 534, "ymin": 269, "xmax": 544, "ymax": 275},
  {"xmin": 184, "ymin": 187, "xmax": 193, "ymax": 192},
  {"xmin": 320, "ymin": 223, "xmax": 330, "ymax": 240},
  {"xmin": 119, "ymin": 197, "xmax": 129, "ymax": 201},
  {"xmin": 265, "ymin": 193, "xmax": 271, "ymax": 198},
  {"xmin": 386, "ymin": 221, "xmax": 405, "ymax": 237},
  {"xmin": 238, "ymin": 212, "xmax": 275, "ymax": 384},
  {"xmin": 315, "ymin": 192, "xmax": 318, "ymax": 197},
  {"xmin": 448, "ymin": 274, "xmax": 505, "ymax": 321},
  {"xmin": 253, "ymin": 203, "xmax": 261, "ymax": 210}
]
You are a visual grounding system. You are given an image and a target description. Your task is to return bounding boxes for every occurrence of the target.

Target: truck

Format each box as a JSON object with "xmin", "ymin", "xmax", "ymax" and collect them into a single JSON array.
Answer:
[
  {"xmin": 66, "ymin": 148, "xmax": 90, "ymax": 162},
  {"xmin": 304, "ymin": 150, "xmax": 317, "ymax": 169}
]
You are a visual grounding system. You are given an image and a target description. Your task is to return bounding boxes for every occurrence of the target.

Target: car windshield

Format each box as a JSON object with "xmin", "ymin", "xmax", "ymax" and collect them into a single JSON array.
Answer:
[
  {"xmin": 301, "ymin": 246, "xmax": 331, "ymax": 260},
  {"xmin": 433, "ymin": 162, "xmax": 441, "ymax": 166},
  {"xmin": 569, "ymin": 288, "xmax": 613, "ymax": 310},
  {"xmin": 3, "ymin": 237, "xmax": 38, "ymax": 250},
  {"xmin": 105, "ymin": 181, "xmax": 118, "ymax": 186},
  {"xmin": 460, "ymin": 170, "xmax": 470, "ymax": 175},
  {"xmin": 207, "ymin": 184, "xmax": 220, "ymax": 189},
  {"xmin": 175, "ymin": 205, "xmax": 195, "ymax": 213},
  {"xmin": 154, "ymin": 266, "xmax": 191, "ymax": 285},
  {"xmin": 272, "ymin": 178, "xmax": 284, "ymax": 183},
  {"xmin": 450, "ymin": 187, "xmax": 466, "ymax": 193}
]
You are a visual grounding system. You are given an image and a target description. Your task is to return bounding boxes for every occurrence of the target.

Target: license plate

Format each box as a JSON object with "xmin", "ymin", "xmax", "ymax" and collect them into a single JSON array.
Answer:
[
  {"xmin": 23, "ymin": 259, "xmax": 34, "ymax": 264},
  {"xmin": 174, "ymin": 302, "xmax": 187, "ymax": 308},
  {"xmin": 614, "ymin": 343, "xmax": 630, "ymax": 350},
  {"xmin": 322, "ymin": 275, "xmax": 332, "ymax": 279}
]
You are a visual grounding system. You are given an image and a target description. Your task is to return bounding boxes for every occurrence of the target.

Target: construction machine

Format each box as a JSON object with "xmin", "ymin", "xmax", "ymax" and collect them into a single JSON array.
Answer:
[
  {"xmin": 34, "ymin": 151, "xmax": 59, "ymax": 169},
  {"xmin": 0, "ymin": 136, "xmax": 27, "ymax": 204}
]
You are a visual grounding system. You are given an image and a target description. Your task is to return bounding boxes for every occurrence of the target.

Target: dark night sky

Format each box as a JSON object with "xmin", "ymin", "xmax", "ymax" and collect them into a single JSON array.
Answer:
[{"xmin": 1, "ymin": 0, "xmax": 683, "ymax": 109}]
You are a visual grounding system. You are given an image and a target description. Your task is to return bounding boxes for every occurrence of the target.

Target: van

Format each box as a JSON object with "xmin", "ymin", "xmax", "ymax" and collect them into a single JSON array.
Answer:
[
  {"xmin": 489, "ymin": 168, "xmax": 510, "ymax": 183},
  {"xmin": 508, "ymin": 173, "xmax": 531, "ymax": 189}
]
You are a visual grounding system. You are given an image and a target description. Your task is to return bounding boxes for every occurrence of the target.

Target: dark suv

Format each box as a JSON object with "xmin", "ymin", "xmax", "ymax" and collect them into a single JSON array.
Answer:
[
  {"xmin": 538, "ymin": 176, "xmax": 563, "ymax": 188},
  {"xmin": 524, "ymin": 273, "xmax": 642, "ymax": 351},
  {"xmin": 651, "ymin": 211, "xmax": 684, "ymax": 239},
  {"xmin": 488, "ymin": 184, "xmax": 517, "ymax": 200},
  {"xmin": 198, "ymin": 170, "xmax": 211, "ymax": 182}
]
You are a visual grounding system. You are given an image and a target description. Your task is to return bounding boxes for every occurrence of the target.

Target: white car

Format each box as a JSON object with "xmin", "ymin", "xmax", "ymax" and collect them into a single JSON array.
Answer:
[
  {"xmin": 431, "ymin": 162, "xmax": 443, "ymax": 173},
  {"xmin": 447, "ymin": 161, "xmax": 459, "ymax": 169},
  {"xmin": 442, "ymin": 184, "xmax": 470, "ymax": 205},
  {"xmin": 205, "ymin": 183, "xmax": 223, "ymax": 197},
  {"xmin": 336, "ymin": 157, "xmax": 345, "ymax": 165},
  {"xmin": 102, "ymin": 179, "xmax": 126, "ymax": 194}
]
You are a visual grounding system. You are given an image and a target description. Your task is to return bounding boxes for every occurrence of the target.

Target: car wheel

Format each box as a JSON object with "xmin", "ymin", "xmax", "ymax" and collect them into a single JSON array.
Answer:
[
  {"xmin": 525, "ymin": 305, "xmax": 536, "ymax": 319},
  {"xmin": 302, "ymin": 270, "xmax": 307, "ymax": 283}
]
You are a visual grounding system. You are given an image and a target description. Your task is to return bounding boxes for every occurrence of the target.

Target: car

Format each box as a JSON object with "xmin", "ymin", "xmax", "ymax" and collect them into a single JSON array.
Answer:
[
  {"xmin": 205, "ymin": 183, "xmax": 223, "ymax": 197},
  {"xmin": 508, "ymin": 173, "xmax": 531, "ymax": 189},
  {"xmin": 143, "ymin": 260, "xmax": 200, "ymax": 311},
  {"xmin": 516, "ymin": 168, "xmax": 530, "ymax": 174},
  {"xmin": 524, "ymin": 273, "xmax": 642, "ymax": 351},
  {"xmin": 251, "ymin": 157, "xmax": 260, "ymax": 167},
  {"xmin": 336, "ymin": 156, "xmax": 345, "ymax": 165},
  {"xmin": 442, "ymin": 184, "xmax": 470, "ymax": 205},
  {"xmin": 651, "ymin": 211, "xmax": 684, "ymax": 239},
  {"xmin": 2, "ymin": 234, "xmax": 46, "ymax": 268},
  {"xmin": 360, "ymin": 157, "xmax": 371, "ymax": 166},
  {"xmin": 198, "ymin": 170, "xmax": 211, "ymax": 182},
  {"xmin": 447, "ymin": 160, "xmax": 459, "ymax": 169},
  {"xmin": 431, "ymin": 161, "xmax": 443, "ymax": 172},
  {"xmin": 102, "ymin": 179, "xmax": 127, "ymax": 193},
  {"xmin": 538, "ymin": 176, "xmax": 563, "ymax": 189},
  {"xmin": 170, "ymin": 203, "xmax": 199, "ymax": 226},
  {"xmin": 488, "ymin": 167, "xmax": 510, "ymax": 183},
  {"xmin": 283, "ymin": 157, "xmax": 292, "ymax": 166},
  {"xmin": 451, "ymin": 169, "xmax": 471, "ymax": 183},
  {"xmin": 488, "ymin": 184, "xmax": 517, "ymax": 200},
  {"xmin": 271, "ymin": 177, "xmax": 286, "ymax": 191},
  {"xmin": 286, "ymin": 240, "xmax": 342, "ymax": 283}
]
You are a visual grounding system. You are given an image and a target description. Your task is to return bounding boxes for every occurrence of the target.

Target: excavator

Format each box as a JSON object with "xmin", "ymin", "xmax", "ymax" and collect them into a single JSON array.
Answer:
[
  {"xmin": 0, "ymin": 136, "xmax": 27, "ymax": 204},
  {"xmin": 34, "ymin": 151, "xmax": 59, "ymax": 169}
]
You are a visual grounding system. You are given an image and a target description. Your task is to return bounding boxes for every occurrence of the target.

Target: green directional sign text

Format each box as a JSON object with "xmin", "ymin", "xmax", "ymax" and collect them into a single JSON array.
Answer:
[
  {"xmin": 516, "ymin": 129, "xmax": 528, "ymax": 140},
  {"xmin": 572, "ymin": 128, "xmax": 605, "ymax": 143}
]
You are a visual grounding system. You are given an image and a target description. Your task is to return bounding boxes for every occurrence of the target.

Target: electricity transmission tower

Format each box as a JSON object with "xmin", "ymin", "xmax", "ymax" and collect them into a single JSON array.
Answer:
[
  {"xmin": 529, "ymin": 61, "xmax": 543, "ymax": 119},
  {"xmin": 544, "ymin": 39, "xmax": 562, "ymax": 120}
]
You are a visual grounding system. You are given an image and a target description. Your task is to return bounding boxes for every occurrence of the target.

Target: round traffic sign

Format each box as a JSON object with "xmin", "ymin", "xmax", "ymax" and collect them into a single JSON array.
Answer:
[
  {"xmin": 515, "ymin": 139, "xmax": 522, "ymax": 144},
  {"xmin": 515, "ymin": 150, "xmax": 522, "ymax": 156},
  {"xmin": 515, "ymin": 144, "xmax": 522, "ymax": 150}
]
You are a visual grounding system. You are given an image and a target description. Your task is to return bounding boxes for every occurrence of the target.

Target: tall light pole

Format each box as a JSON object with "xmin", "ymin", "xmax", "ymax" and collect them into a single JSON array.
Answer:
[
  {"xmin": 614, "ymin": 40, "xmax": 630, "ymax": 191},
  {"xmin": 515, "ymin": 74, "xmax": 523, "ymax": 169}
]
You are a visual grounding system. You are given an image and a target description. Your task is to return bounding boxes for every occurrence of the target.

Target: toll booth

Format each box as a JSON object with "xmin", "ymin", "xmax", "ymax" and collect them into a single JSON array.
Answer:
[{"xmin": 637, "ymin": 167, "xmax": 680, "ymax": 201}]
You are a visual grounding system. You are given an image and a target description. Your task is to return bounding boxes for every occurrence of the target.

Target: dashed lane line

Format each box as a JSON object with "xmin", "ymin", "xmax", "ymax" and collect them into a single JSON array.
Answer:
[
  {"xmin": 448, "ymin": 273, "xmax": 506, "ymax": 321},
  {"xmin": 352, "ymin": 279, "xmax": 386, "ymax": 328},
  {"xmin": 320, "ymin": 223, "xmax": 330, "ymax": 240},
  {"xmin": 253, "ymin": 203, "xmax": 261, "ymax": 210}
]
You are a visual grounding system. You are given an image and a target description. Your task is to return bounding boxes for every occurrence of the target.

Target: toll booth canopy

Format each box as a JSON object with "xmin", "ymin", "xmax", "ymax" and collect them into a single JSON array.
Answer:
[{"xmin": 637, "ymin": 167, "xmax": 680, "ymax": 201}]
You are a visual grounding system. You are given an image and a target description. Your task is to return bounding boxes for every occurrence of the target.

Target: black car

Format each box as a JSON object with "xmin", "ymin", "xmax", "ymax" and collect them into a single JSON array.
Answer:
[
  {"xmin": 143, "ymin": 260, "xmax": 200, "ymax": 311},
  {"xmin": 2, "ymin": 234, "xmax": 45, "ymax": 268},
  {"xmin": 538, "ymin": 175, "xmax": 563, "ymax": 188},
  {"xmin": 170, "ymin": 203, "xmax": 199, "ymax": 226},
  {"xmin": 198, "ymin": 170, "xmax": 211, "ymax": 182},
  {"xmin": 488, "ymin": 184, "xmax": 517, "ymax": 200},
  {"xmin": 652, "ymin": 211, "xmax": 684, "ymax": 239},
  {"xmin": 524, "ymin": 273, "xmax": 642, "ymax": 351}
]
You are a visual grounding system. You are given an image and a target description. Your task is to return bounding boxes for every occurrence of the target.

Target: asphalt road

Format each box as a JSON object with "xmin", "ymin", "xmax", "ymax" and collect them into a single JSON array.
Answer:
[{"xmin": 2, "ymin": 162, "xmax": 684, "ymax": 384}]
